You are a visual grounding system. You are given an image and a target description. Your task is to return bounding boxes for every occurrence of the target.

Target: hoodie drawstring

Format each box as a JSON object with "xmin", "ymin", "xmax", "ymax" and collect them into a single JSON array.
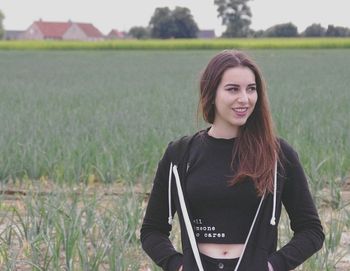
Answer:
[
  {"xmin": 270, "ymin": 160, "xmax": 278, "ymax": 226},
  {"xmin": 168, "ymin": 162, "xmax": 173, "ymax": 225},
  {"xmin": 172, "ymin": 165, "xmax": 205, "ymax": 271},
  {"xmin": 234, "ymin": 191, "xmax": 266, "ymax": 271}
]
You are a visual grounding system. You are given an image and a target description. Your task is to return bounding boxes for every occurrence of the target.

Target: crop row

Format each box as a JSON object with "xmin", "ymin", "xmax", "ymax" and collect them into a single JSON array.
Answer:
[{"xmin": 1, "ymin": 38, "xmax": 350, "ymax": 50}]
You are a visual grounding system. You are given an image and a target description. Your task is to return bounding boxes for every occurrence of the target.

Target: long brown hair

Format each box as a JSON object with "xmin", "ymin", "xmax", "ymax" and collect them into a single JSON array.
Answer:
[{"xmin": 198, "ymin": 50, "xmax": 280, "ymax": 196}]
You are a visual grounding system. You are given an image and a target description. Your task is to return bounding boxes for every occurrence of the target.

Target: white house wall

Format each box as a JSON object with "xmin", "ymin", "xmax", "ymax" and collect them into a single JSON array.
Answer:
[
  {"xmin": 22, "ymin": 24, "xmax": 44, "ymax": 40},
  {"xmin": 63, "ymin": 24, "xmax": 88, "ymax": 40}
]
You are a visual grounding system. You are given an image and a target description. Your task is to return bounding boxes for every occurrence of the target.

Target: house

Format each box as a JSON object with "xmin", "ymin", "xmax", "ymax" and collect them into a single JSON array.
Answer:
[
  {"xmin": 197, "ymin": 29, "xmax": 216, "ymax": 39},
  {"xmin": 22, "ymin": 19, "xmax": 104, "ymax": 41},
  {"xmin": 106, "ymin": 29, "xmax": 127, "ymax": 39},
  {"xmin": 63, "ymin": 22, "xmax": 104, "ymax": 41},
  {"xmin": 4, "ymin": 30, "xmax": 25, "ymax": 40},
  {"xmin": 22, "ymin": 20, "xmax": 71, "ymax": 40}
]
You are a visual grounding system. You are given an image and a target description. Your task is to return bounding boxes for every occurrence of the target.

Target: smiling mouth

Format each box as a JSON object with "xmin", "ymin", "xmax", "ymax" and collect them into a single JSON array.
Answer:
[{"xmin": 232, "ymin": 107, "xmax": 248, "ymax": 113}]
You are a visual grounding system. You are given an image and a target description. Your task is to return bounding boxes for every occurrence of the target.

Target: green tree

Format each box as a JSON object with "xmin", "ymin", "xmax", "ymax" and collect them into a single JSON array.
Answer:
[
  {"xmin": 302, "ymin": 23, "xmax": 326, "ymax": 37},
  {"xmin": 325, "ymin": 24, "xmax": 350, "ymax": 37},
  {"xmin": 0, "ymin": 10, "xmax": 4, "ymax": 39},
  {"xmin": 172, "ymin": 7, "xmax": 198, "ymax": 38},
  {"xmin": 263, "ymin": 23, "xmax": 298, "ymax": 37},
  {"xmin": 149, "ymin": 7, "xmax": 176, "ymax": 38},
  {"xmin": 214, "ymin": 0, "xmax": 252, "ymax": 37},
  {"xmin": 149, "ymin": 7, "xmax": 198, "ymax": 39},
  {"xmin": 250, "ymin": 29, "xmax": 264, "ymax": 38},
  {"xmin": 129, "ymin": 26, "xmax": 150, "ymax": 39}
]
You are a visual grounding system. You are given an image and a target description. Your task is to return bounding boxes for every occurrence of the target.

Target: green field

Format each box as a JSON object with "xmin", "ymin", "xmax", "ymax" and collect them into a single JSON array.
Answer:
[
  {"xmin": 1, "ymin": 38, "xmax": 350, "ymax": 50},
  {"xmin": 0, "ymin": 50, "xmax": 349, "ymax": 270},
  {"xmin": 0, "ymin": 50, "xmax": 349, "ymax": 186}
]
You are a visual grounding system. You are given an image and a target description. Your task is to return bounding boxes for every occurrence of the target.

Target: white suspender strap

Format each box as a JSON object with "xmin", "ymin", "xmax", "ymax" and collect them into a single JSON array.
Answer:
[{"xmin": 172, "ymin": 165, "xmax": 204, "ymax": 271}]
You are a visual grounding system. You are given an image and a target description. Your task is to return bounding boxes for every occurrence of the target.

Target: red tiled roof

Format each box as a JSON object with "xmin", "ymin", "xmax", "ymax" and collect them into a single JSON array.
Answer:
[
  {"xmin": 107, "ymin": 29, "xmax": 125, "ymax": 38},
  {"xmin": 76, "ymin": 23, "xmax": 103, "ymax": 38},
  {"xmin": 34, "ymin": 21, "xmax": 71, "ymax": 38}
]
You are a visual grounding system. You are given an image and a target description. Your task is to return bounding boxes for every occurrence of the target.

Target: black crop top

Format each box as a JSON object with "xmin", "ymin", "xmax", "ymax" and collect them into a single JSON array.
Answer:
[{"xmin": 186, "ymin": 130, "xmax": 261, "ymax": 244}]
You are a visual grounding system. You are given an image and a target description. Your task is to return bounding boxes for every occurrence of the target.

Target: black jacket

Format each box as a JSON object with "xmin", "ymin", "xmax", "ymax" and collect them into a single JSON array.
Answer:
[{"xmin": 140, "ymin": 130, "xmax": 324, "ymax": 271}]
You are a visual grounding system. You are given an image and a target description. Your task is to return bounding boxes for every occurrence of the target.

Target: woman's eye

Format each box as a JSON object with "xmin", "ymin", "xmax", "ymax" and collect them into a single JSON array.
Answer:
[
  {"xmin": 226, "ymin": 88, "xmax": 239, "ymax": 92},
  {"xmin": 248, "ymin": 86, "xmax": 256, "ymax": 92}
]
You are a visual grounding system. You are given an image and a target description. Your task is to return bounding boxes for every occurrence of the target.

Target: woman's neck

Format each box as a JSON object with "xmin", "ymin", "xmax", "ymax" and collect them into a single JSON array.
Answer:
[{"xmin": 208, "ymin": 125, "xmax": 238, "ymax": 139}]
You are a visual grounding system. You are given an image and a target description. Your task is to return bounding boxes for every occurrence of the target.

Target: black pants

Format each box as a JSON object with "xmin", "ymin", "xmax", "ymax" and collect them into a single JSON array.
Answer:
[{"xmin": 200, "ymin": 253, "xmax": 239, "ymax": 271}]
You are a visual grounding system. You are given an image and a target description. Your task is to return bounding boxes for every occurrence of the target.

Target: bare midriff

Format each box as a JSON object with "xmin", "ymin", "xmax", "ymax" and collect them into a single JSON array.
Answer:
[{"xmin": 198, "ymin": 243, "xmax": 244, "ymax": 259}]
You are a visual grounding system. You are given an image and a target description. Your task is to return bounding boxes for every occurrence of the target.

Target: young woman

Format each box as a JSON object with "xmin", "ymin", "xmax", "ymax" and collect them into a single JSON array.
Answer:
[{"xmin": 140, "ymin": 50, "xmax": 324, "ymax": 271}]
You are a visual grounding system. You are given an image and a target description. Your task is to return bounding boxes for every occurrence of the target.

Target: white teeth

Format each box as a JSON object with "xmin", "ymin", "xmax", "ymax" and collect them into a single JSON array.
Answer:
[{"xmin": 233, "ymin": 108, "xmax": 248, "ymax": 112}]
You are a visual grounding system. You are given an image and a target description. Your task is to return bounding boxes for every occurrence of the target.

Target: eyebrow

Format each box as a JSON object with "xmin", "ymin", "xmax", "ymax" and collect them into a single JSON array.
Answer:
[{"xmin": 224, "ymin": 83, "xmax": 256, "ymax": 87}]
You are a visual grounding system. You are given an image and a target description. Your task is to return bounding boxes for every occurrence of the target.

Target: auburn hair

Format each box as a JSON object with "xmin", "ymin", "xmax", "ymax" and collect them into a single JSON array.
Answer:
[{"xmin": 197, "ymin": 50, "xmax": 280, "ymax": 196}]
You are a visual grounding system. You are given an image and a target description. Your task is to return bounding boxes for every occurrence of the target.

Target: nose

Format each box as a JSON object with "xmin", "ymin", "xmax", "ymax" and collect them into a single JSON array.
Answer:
[{"xmin": 237, "ymin": 90, "xmax": 249, "ymax": 104}]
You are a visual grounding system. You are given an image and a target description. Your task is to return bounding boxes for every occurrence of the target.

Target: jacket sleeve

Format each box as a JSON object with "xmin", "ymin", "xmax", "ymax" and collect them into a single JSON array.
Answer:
[
  {"xmin": 268, "ymin": 141, "xmax": 325, "ymax": 270},
  {"xmin": 140, "ymin": 143, "xmax": 183, "ymax": 271}
]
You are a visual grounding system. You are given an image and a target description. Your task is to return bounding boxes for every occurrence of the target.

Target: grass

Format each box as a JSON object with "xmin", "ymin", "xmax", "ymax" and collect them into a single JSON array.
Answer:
[
  {"xmin": 0, "ymin": 50, "xmax": 349, "ymax": 186},
  {"xmin": 0, "ymin": 183, "xmax": 144, "ymax": 270},
  {"xmin": 0, "ymin": 49, "xmax": 349, "ymax": 270},
  {"xmin": 1, "ymin": 38, "xmax": 350, "ymax": 50}
]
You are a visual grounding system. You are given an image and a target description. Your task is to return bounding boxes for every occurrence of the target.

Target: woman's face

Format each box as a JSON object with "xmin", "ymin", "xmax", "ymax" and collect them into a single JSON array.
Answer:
[{"xmin": 213, "ymin": 66, "xmax": 258, "ymax": 135}]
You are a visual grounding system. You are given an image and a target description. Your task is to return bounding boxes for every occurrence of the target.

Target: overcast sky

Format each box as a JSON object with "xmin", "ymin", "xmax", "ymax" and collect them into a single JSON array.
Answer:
[{"xmin": 1, "ymin": 0, "xmax": 349, "ymax": 35}]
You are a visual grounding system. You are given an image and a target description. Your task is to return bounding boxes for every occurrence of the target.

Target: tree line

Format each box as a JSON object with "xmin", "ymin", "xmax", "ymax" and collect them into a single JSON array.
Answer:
[
  {"xmin": 1, "ymin": 1, "xmax": 350, "ymax": 40},
  {"xmin": 129, "ymin": 0, "xmax": 350, "ymax": 39},
  {"xmin": 0, "ymin": 10, "xmax": 4, "ymax": 39}
]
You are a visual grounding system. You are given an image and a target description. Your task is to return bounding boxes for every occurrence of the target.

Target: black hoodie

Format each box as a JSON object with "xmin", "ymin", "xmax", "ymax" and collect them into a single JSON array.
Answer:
[{"xmin": 140, "ymin": 130, "xmax": 324, "ymax": 271}]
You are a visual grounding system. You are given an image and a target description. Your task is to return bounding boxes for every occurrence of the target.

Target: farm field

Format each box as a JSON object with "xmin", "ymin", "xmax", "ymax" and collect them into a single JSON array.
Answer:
[
  {"xmin": 0, "ymin": 49, "xmax": 349, "ymax": 270},
  {"xmin": 1, "ymin": 38, "xmax": 350, "ymax": 50}
]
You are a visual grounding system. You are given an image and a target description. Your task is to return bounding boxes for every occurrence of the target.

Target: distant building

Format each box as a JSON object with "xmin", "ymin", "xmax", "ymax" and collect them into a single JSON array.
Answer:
[
  {"xmin": 4, "ymin": 30, "xmax": 25, "ymax": 40},
  {"xmin": 63, "ymin": 22, "xmax": 104, "ymax": 41},
  {"xmin": 106, "ymin": 29, "xmax": 127, "ymax": 39},
  {"xmin": 22, "ymin": 20, "xmax": 70, "ymax": 40},
  {"xmin": 22, "ymin": 19, "xmax": 104, "ymax": 41},
  {"xmin": 197, "ymin": 29, "xmax": 216, "ymax": 39}
]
